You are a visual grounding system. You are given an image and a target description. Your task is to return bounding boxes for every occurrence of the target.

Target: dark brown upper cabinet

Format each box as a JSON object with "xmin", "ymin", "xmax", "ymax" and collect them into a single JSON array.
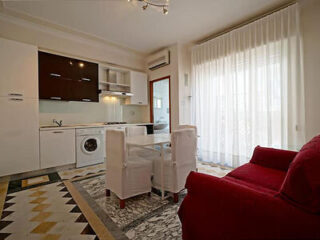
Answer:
[{"xmin": 38, "ymin": 52, "xmax": 99, "ymax": 102}]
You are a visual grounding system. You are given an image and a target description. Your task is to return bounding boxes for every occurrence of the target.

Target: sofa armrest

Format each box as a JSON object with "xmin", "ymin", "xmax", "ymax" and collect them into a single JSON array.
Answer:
[
  {"xmin": 178, "ymin": 172, "xmax": 320, "ymax": 240},
  {"xmin": 250, "ymin": 146, "xmax": 298, "ymax": 171}
]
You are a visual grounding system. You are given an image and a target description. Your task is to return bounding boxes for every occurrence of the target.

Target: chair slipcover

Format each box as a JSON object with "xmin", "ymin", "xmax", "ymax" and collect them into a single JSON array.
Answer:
[
  {"xmin": 165, "ymin": 125, "xmax": 198, "ymax": 157},
  {"xmin": 177, "ymin": 125, "xmax": 197, "ymax": 137},
  {"xmin": 125, "ymin": 126, "xmax": 159, "ymax": 159},
  {"xmin": 153, "ymin": 128, "xmax": 197, "ymax": 193},
  {"xmin": 105, "ymin": 129, "xmax": 152, "ymax": 200},
  {"xmin": 125, "ymin": 125, "xmax": 147, "ymax": 136}
]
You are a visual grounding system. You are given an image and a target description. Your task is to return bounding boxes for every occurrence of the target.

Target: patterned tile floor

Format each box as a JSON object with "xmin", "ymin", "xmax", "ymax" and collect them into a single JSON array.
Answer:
[
  {"xmin": 73, "ymin": 162, "xmax": 231, "ymax": 240},
  {"xmin": 58, "ymin": 164, "xmax": 106, "ymax": 180},
  {"xmin": 0, "ymin": 181, "xmax": 98, "ymax": 240},
  {"xmin": 58, "ymin": 162, "xmax": 230, "ymax": 181},
  {"xmin": 0, "ymin": 162, "xmax": 230, "ymax": 240},
  {"xmin": 78, "ymin": 175, "xmax": 170, "ymax": 230}
]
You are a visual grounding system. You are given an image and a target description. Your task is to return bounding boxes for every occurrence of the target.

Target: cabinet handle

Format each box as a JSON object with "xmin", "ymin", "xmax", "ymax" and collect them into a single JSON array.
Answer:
[
  {"xmin": 53, "ymin": 131, "xmax": 64, "ymax": 134},
  {"xmin": 50, "ymin": 97, "xmax": 62, "ymax": 100},
  {"xmin": 81, "ymin": 78, "xmax": 91, "ymax": 82},
  {"xmin": 9, "ymin": 93, "xmax": 23, "ymax": 97},
  {"xmin": 9, "ymin": 98, "xmax": 23, "ymax": 101},
  {"xmin": 82, "ymin": 98, "xmax": 91, "ymax": 102},
  {"xmin": 50, "ymin": 73, "xmax": 61, "ymax": 77},
  {"xmin": 138, "ymin": 102, "xmax": 143, "ymax": 104}
]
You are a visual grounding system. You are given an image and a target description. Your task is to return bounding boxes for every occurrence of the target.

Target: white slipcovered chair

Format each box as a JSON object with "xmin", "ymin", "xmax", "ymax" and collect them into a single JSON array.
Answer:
[
  {"xmin": 152, "ymin": 128, "xmax": 197, "ymax": 203},
  {"xmin": 165, "ymin": 125, "xmax": 198, "ymax": 153},
  {"xmin": 125, "ymin": 126, "xmax": 159, "ymax": 158},
  {"xmin": 125, "ymin": 125, "xmax": 147, "ymax": 137},
  {"xmin": 176, "ymin": 125, "xmax": 197, "ymax": 136},
  {"xmin": 105, "ymin": 129, "xmax": 152, "ymax": 209}
]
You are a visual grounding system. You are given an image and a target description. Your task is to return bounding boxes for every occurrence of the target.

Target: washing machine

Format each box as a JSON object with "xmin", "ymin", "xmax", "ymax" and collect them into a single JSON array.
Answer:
[{"xmin": 76, "ymin": 127, "xmax": 105, "ymax": 168}]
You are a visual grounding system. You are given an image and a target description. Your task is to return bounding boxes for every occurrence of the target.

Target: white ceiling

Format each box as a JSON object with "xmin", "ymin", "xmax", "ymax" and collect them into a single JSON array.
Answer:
[{"xmin": 3, "ymin": 0, "xmax": 289, "ymax": 54}]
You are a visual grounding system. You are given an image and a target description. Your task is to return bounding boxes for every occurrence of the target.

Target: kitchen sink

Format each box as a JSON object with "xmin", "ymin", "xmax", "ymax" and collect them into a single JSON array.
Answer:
[
  {"xmin": 40, "ymin": 124, "xmax": 86, "ymax": 128},
  {"xmin": 40, "ymin": 123, "xmax": 105, "ymax": 129}
]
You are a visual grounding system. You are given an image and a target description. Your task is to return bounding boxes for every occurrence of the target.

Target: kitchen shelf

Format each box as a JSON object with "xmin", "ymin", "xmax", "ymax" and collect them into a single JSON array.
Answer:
[{"xmin": 99, "ymin": 81, "xmax": 130, "ymax": 87}]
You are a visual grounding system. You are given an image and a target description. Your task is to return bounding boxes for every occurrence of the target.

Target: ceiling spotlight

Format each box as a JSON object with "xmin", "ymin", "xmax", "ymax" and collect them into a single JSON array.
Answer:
[
  {"xmin": 127, "ymin": 0, "xmax": 131, "ymax": 2},
  {"xmin": 134, "ymin": 0, "xmax": 169, "ymax": 14},
  {"xmin": 163, "ymin": 7, "xmax": 168, "ymax": 15}
]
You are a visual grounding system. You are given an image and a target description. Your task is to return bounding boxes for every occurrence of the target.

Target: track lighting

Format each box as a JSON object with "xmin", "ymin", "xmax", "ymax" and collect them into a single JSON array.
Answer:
[
  {"xmin": 134, "ymin": 0, "xmax": 169, "ymax": 15},
  {"xmin": 163, "ymin": 7, "xmax": 168, "ymax": 15}
]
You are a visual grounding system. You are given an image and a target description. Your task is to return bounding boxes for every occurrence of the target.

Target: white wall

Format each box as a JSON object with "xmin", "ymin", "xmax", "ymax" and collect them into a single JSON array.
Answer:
[
  {"xmin": 300, "ymin": 0, "xmax": 320, "ymax": 141},
  {"xmin": 147, "ymin": 44, "xmax": 180, "ymax": 130},
  {"xmin": 147, "ymin": 43, "xmax": 193, "ymax": 129},
  {"xmin": 0, "ymin": 10, "xmax": 150, "ymax": 124},
  {"xmin": 0, "ymin": 11, "xmax": 145, "ymax": 69},
  {"xmin": 178, "ymin": 43, "xmax": 192, "ymax": 125}
]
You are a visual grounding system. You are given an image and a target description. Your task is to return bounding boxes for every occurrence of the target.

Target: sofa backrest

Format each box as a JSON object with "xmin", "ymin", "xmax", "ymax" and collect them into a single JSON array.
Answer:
[
  {"xmin": 250, "ymin": 146, "xmax": 298, "ymax": 171},
  {"xmin": 280, "ymin": 135, "xmax": 320, "ymax": 214}
]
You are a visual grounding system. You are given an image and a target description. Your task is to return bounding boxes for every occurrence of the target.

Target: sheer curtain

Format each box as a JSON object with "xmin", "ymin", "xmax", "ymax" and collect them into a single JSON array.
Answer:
[{"xmin": 191, "ymin": 4, "xmax": 305, "ymax": 168}]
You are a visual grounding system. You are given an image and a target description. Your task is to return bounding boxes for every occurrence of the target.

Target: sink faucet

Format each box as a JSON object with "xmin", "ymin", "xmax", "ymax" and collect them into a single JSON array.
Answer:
[{"xmin": 53, "ymin": 119, "xmax": 63, "ymax": 127}]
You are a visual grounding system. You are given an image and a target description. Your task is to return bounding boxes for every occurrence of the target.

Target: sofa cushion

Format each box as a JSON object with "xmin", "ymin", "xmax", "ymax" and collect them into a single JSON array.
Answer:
[
  {"xmin": 226, "ymin": 163, "xmax": 287, "ymax": 192},
  {"xmin": 250, "ymin": 146, "xmax": 298, "ymax": 171},
  {"xmin": 280, "ymin": 135, "xmax": 320, "ymax": 214}
]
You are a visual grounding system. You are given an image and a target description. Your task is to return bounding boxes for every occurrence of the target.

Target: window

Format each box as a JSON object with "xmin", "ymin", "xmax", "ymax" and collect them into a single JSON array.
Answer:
[{"xmin": 191, "ymin": 4, "xmax": 304, "ymax": 167}]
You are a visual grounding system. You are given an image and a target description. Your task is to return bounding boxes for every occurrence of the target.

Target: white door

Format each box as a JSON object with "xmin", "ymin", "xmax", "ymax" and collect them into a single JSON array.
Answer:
[
  {"xmin": 129, "ymin": 71, "xmax": 148, "ymax": 105},
  {"xmin": 0, "ymin": 97, "xmax": 40, "ymax": 176},
  {"xmin": 0, "ymin": 38, "xmax": 38, "ymax": 98},
  {"xmin": 40, "ymin": 129, "xmax": 76, "ymax": 169}
]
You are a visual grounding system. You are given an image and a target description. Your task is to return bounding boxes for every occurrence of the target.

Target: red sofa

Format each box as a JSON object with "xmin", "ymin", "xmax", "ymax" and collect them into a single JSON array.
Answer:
[{"xmin": 178, "ymin": 135, "xmax": 320, "ymax": 240}]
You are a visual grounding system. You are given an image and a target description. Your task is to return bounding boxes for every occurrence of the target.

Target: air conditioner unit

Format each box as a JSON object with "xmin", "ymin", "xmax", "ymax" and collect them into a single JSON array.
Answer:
[{"xmin": 147, "ymin": 49, "xmax": 170, "ymax": 70}]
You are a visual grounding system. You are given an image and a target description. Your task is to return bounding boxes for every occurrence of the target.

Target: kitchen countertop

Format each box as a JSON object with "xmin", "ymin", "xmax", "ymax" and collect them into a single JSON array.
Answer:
[{"xmin": 40, "ymin": 122, "xmax": 154, "ymax": 131}]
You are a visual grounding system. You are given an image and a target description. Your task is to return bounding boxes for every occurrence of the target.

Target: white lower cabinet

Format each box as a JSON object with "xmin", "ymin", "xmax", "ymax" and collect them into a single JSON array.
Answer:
[{"xmin": 40, "ymin": 129, "xmax": 76, "ymax": 169}]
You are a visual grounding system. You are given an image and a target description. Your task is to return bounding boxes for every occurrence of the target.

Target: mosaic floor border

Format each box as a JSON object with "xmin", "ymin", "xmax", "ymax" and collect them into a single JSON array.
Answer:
[{"xmin": 8, "ymin": 172, "xmax": 61, "ymax": 194}]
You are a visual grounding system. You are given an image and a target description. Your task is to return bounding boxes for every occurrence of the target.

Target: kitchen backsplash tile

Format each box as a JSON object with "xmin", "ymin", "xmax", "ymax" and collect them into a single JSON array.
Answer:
[
  {"xmin": 122, "ymin": 105, "xmax": 150, "ymax": 124},
  {"xmin": 39, "ymin": 98, "xmax": 149, "ymax": 125}
]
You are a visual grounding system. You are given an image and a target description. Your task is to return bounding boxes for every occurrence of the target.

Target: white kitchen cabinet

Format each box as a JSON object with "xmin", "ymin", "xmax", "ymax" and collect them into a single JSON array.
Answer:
[
  {"xmin": 125, "ymin": 71, "xmax": 148, "ymax": 105},
  {"xmin": 0, "ymin": 97, "xmax": 40, "ymax": 177},
  {"xmin": 0, "ymin": 38, "xmax": 38, "ymax": 98},
  {"xmin": 0, "ymin": 37, "xmax": 39, "ymax": 177},
  {"xmin": 40, "ymin": 129, "xmax": 76, "ymax": 169}
]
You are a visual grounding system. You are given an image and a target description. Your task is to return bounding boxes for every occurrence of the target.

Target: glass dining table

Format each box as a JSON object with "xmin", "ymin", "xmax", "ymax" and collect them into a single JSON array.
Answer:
[{"xmin": 126, "ymin": 133, "xmax": 171, "ymax": 200}]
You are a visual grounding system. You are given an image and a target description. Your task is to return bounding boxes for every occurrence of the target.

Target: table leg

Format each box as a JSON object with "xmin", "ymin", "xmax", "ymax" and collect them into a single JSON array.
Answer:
[{"xmin": 160, "ymin": 143, "xmax": 164, "ymax": 200}]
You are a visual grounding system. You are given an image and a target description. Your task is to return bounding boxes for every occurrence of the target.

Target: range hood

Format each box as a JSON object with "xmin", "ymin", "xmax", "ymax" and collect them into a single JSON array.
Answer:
[{"xmin": 100, "ymin": 90, "xmax": 133, "ymax": 97}]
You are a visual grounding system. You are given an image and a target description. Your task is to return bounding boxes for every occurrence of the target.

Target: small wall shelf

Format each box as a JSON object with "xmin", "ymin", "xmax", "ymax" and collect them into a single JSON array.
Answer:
[
  {"xmin": 99, "ymin": 81, "xmax": 130, "ymax": 87},
  {"xmin": 98, "ymin": 64, "xmax": 148, "ymax": 105}
]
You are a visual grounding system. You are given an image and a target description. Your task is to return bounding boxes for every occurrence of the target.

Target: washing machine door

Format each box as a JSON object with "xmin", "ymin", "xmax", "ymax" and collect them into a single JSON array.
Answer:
[{"xmin": 81, "ymin": 137, "xmax": 101, "ymax": 155}]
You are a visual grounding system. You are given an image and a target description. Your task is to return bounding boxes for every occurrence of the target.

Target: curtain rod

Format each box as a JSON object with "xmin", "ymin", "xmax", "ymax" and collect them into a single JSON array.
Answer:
[{"xmin": 196, "ymin": 1, "xmax": 297, "ymax": 45}]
